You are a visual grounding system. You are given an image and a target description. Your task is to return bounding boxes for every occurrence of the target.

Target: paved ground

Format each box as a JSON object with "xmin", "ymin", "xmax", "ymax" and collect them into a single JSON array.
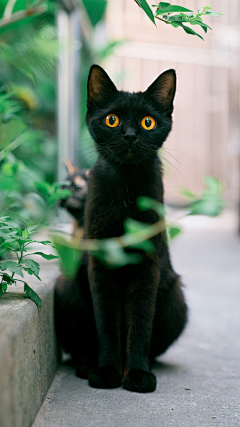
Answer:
[{"xmin": 33, "ymin": 211, "xmax": 240, "ymax": 427}]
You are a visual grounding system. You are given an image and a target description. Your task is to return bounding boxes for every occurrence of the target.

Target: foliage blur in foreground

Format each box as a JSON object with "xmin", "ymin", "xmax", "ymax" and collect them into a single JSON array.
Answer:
[{"xmin": 52, "ymin": 176, "xmax": 225, "ymax": 281}]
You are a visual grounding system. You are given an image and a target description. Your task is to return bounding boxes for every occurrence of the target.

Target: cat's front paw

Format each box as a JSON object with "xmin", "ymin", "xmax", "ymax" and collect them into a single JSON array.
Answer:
[
  {"xmin": 88, "ymin": 365, "xmax": 122, "ymax": 389},
  {"xmin": 123, "ymin": 369, "xmax": 156, "ymax": 393}
]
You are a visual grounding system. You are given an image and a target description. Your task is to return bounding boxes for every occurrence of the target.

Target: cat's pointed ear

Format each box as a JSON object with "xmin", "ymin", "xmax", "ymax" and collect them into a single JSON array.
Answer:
[
  {"xmin": 145, "ymin": 69, "xmax": 176, "ymax": 114},
  {"xmin": 87, "ymin": 65, "xmax": 117, "ymax": 109}
]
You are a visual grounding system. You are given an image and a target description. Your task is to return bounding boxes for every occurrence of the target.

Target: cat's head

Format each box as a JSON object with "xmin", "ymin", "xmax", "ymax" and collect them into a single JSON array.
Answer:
[{"xmin": 86, "ymin": 65, "xmax": 176, "ymax": 165}]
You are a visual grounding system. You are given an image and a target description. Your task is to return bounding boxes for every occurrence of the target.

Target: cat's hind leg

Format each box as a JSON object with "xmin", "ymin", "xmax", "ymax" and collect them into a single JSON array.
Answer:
[
  {"xmin": 150, "ymin": 275, "xmax": 188, "ymax": 360},
  {"xmin": 54, "ymin": 264, "xmax": 98, "ymax": 378}
]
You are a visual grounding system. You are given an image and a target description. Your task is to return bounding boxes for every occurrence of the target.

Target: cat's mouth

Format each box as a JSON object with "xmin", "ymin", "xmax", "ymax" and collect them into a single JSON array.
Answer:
[
  {"xmin": 126, "ymin": 147, "xmax": 134, "ymax": 157},
  {"xmin": 104, "ymin": 142, "xmax": 146, "ymax": 165},
  {"xmin": 116, "ymin": 146, "xmax": 145, "ymax": 165}
]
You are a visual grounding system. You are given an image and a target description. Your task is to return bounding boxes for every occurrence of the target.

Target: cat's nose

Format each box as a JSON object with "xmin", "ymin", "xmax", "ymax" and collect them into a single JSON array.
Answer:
[{"xmin": 124, "ymin": 127, "xmax": 137, "ymax": 142}]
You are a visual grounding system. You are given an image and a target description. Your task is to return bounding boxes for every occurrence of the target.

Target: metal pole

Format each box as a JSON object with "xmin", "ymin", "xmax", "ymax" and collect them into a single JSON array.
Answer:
[{"xmin": 57, "ymin": 8, "xmax": 81, "ymax": 183}]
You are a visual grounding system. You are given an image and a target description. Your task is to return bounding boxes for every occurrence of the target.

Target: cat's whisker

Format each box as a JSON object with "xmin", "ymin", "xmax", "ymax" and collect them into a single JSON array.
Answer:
[
  {"xmin": 162, "ymin": 148, "xmax": 191, "ymax": 171},
  {"xmin": 161, "ymin": 149, "xmax": 192, "ymax": 175},
  {"xmin": 162, "ymin": 147, "xmax": 196, "ymax": 160},
  {"xmin": 159, "ymin": 154, "xmax": 189, "ymax": 180},
  {"xmin": 160, "ymin": 150, "xmax": 185, "ymax": 173}
]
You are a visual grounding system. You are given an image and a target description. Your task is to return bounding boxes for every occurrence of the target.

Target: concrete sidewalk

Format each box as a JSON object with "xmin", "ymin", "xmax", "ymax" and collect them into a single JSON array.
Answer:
[
  {"xmin": 33, "ymin": 211, "xmax": 240, "ymax": 427},
  {"xmin": 0, "ymin": 261, "xmax": 60, "ymax": 427}
]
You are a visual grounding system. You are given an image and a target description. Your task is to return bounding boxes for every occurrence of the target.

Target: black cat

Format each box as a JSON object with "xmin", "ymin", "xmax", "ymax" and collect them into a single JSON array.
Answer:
[
  {"xmin": 60, "ymin": 159, "xmax": 90, "ymax": 228},
  {"xmin": 55, "ymin": 65, "xmax": 187, "ymax": 393}
]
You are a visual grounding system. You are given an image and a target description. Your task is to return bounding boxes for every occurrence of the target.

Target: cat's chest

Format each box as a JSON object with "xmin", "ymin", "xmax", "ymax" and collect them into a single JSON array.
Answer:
[{"xmin": 86, "ymin": 166, "xmax": 162, "ymax": 239}]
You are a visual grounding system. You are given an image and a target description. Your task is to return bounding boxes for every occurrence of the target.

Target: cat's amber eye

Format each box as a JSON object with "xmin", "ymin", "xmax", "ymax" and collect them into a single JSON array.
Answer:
[
  {"xmin": 105, "ymin": 114, "xmax": 120, "ymax": 128},
  {"xmin": 141, "ymin": 116, "xmax": 156, "ymax": 130}
]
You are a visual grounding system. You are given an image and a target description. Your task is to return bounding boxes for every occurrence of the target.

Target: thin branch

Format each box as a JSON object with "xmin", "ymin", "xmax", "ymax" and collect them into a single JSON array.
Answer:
[
  {"xmin": 0, "ymin": 0, "xmax": 47, "ymax": 31},
  {"xmin": 3, "ymin": 0, "xmax": 18, "ymax": 19},
  {"xmin": 51, "ymin": 217, "xmax": 165, "ymax": 253},
  {"xmin": 155, "ymin": 16, "xmax": 169, "ymax": 24}
]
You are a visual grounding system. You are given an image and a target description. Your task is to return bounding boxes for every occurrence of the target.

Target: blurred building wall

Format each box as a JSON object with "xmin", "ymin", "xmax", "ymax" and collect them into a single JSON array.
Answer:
[{"xmin": 105, "ymin": 0, "xmax": 240, "ymax": 207}]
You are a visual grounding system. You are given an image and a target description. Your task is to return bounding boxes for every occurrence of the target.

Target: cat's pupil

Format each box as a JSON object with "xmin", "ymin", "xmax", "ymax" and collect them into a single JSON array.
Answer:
[
  {"xmin": 109, "ymin": 115, "xmax": 116, "ymax": 125},
  {"xmin": 145, "ymin": 118, "xmax": 152, "ymax": 128}
]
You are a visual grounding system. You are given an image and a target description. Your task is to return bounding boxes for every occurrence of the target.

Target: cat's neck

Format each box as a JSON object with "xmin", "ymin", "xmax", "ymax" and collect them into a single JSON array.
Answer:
[
  {"xmin": 90, "ymin": 154, "xmax": 164, "ymax": 205},
  {"xmin": 96, "ymin": 154, "xmax": 161, "ymax": 181}
]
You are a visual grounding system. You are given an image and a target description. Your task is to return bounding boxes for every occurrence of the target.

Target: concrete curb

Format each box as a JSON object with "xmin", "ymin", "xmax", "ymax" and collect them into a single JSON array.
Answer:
[{"xmin": 0, "ymin": 262, "xmax": 60, "ymax": 427}]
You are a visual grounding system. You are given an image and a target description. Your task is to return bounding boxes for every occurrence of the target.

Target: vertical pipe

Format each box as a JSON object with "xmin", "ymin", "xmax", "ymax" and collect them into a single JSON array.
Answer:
[
  {"xmin": 57, "ymin": 9, "xmax": 81, "ymax": 183},
  {"xmin": 69, "ymin": 10, "xmax": 82, "ymax": 168}
]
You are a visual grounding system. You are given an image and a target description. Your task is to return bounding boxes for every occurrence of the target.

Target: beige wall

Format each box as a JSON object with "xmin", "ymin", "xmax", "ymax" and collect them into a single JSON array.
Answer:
[{"xmin": 104, "ymin": 0, "xmax": 240, "ymax": 206}]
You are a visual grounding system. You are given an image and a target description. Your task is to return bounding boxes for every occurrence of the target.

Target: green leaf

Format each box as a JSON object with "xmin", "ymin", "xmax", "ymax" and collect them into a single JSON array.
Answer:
[
  {"xmin": 134, "ymin": 0, "xmax": 155, "ymax": 24},
  {"xmin": 1, "ymin": 272, "xmax": 15, "ymax": 284},
  {"xmin": 96, "ymin": 240, "xmax": 142, "ymax": 268},
  {"xmin": 167, "ymin": 225, "xmax": 182, "ymax": 240},
  {"xmin": 82, "ymin": 0, "xmax": 107, "ymax": 26},
  {"xmin": 124, "ymin": 218, "xmax": 151, "ymax": 234},
  {"xmin": 204, "ymin": 11, "xmax": 222, "ymax": 17},
  {"xmin": 0, "ymin": 216, "xmax": 10, "ymax": 222},
  {"xmin": 137, "ymin": 196, "xmax": 165, "ymax": 217},
  {"xmin": 129, "ymin": 240, "xmax": 155, "ymax": 253},
  {"xmin": 16, "ymin": 238, "xmax": 30, "ymax": 247},
  {"xmin": 22, "ymin": 267, "xmax": 41, "ymax": 281},
  {"xmin": 30, "ymin": 252, "xmax": 58, "ymax": 260},
  {"xmin": 24, "ymin": 283, "xmax": 41, "ymax": 307},
  {"xmin": 0, "ymin": 285, "xmax": 3, "ymax": 298},
  {"xmin": 188, "ymin": 198, "xmax": 223, "ymax": 217},
  {"xmin": 52, "ymin": 235, "xmax": 82, "ymax": 279},
  {"xmin": 22, "ymin": 259, "xmax": 40, "ymax": 277},
  {"xmin": 0, "ymin": 118, "xmax": 26, "ymax": 151},
  {"xmin": 0, "ymin": 43, "xmax": 35, "ymax": 81},
  {"xmin": 26, "ymin": 225, "xmax": 39, "ymax": 235},
  {"xmin": 1, "ymin": 283, "xmax": 8, "ymax": 292},
  {"xmin": 189, "ymin": 19, "xmax": 211, "ymax": 33},
  {"xmin": 204, "ymin": 176, "xmax": 222, "ymax": 193},
  {"xmin": 34, "ymin": 181, "xmax": 51, "ymax": 197},
  {"xmin": 178, "ymin": 22, "xmax": 204, "ymax": 40},
  {"xmin": 37, "ymin": 240, "xmax": 53, "ymax": 246},
  {"xmin": 0, "ymin": 261, "xmax": 23, "ymax": 276},
  {"xmin": 186, "ymin": 176, "xmax": 224, "ymax": 217},
  {"xmin": 156, "ymin": 4, "xmax": 193, "ymax": 15},
  {"xmin": 0, "ymin": 237, "xmax": 18, "ymax": 246},
  {"xmin": 48, "ymin": 189, "xmax": 72, "ymax": 205},
  {"xmin": 26, "ymin": 240, "xmax": 56, "ymax": 248},
  {"xmin": 22, "ymin": 228, "xmax": 29, "ymax": 239},
  {"xmin": 179, "ymin": 188, "xmax": 196, "ymax": 201}
]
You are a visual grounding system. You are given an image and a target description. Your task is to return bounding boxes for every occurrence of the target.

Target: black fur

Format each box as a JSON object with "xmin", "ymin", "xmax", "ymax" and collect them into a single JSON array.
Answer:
[
  {"xmin": 60, "ymin": 167, "xmax": 89, "ymax": 227},
  {"xmin": 55, "ymin": 65, "xmax": 187, "ymax": 393}
]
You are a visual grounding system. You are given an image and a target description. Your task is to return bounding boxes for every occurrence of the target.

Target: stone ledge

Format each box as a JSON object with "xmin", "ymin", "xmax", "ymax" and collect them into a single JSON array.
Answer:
[{"xmin": 0, "ymin": 261, "xmax": 60, "ymax": 427}]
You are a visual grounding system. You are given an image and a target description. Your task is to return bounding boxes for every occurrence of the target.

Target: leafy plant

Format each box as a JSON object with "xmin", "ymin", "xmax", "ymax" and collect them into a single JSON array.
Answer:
[
  {"xmin": 0, "ymin": 0, "xmax": 58, "ymax": 182},
  {"xmin": 0, "ymin": 218, "xmax": 58, "ymax": 307},
  {"xmin": 52, "ymin": 175, "xmax": 225, "ymax": 280},
  {"xmin": 0, "ymin": 154, "xmax": 72, "ymax": 228},
  {"xmin": 134, "ymin": 1, "xmax": 222, "ymax": 40},
  {"xmin": 180, "ymin": 176, "xmax": 225, "ymax": 217}
]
